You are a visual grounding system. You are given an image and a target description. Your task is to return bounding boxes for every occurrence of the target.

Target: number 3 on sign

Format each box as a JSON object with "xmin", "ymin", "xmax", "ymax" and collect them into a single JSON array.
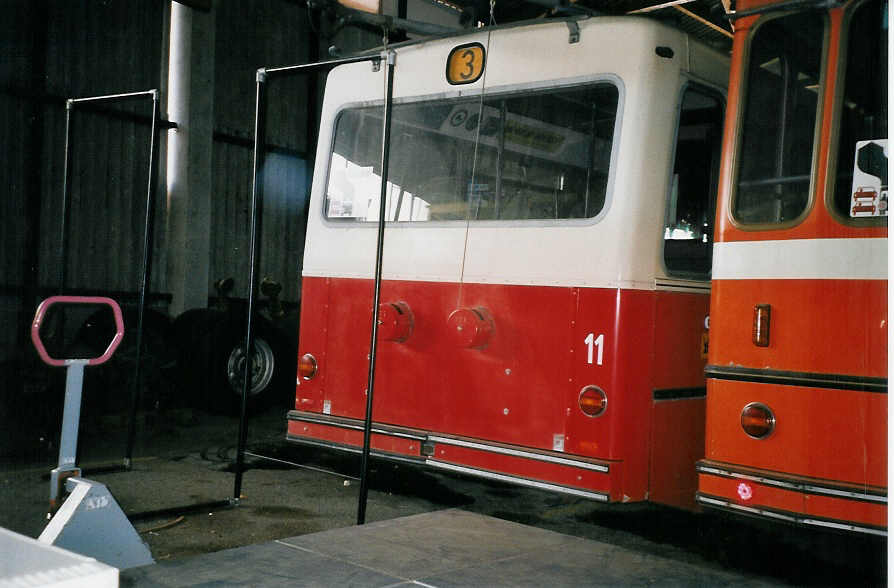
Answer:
[{"xmin": 584, "ymin": 333, "xmax": 604, "ymax": 365}]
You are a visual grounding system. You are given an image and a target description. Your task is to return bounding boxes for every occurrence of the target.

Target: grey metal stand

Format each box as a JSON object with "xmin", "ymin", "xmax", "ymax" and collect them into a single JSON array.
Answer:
[{"xmin": 32, "ymin": 296, "xmax": 154, "ymax": 570}]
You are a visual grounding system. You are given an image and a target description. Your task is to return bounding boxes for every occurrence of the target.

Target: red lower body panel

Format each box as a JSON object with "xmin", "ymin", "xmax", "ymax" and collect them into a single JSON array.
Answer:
[
  {"xmin": 288, "ymin": 411, "xmax": 618, "ymax": 501},
  {"xmin": 294, "ymin": 277, "xmax": 709, "ymax": 508},
  {"xmin": 701, "ymin": 372, "xmax": 886, "ymax": 534}
]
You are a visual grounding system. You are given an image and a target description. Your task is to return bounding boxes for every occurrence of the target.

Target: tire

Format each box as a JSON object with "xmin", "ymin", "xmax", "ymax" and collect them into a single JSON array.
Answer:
[
  {"xmin": 174, "ymin": 309, "xmax": 291, "ymax": 414},
  {"xmin": 223, "ymin": 334, "xmax": 276, "ymax": 402}
]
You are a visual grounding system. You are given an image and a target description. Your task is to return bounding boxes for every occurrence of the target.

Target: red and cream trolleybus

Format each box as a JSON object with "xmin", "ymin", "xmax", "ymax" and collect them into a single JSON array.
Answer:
[
  {"xmin": 696, "ymin": 0, "xmax": 887, "ymax": 534},
  {"xmin": 288, "ymin": 15, "xmax": 728, "ymax": 509}
]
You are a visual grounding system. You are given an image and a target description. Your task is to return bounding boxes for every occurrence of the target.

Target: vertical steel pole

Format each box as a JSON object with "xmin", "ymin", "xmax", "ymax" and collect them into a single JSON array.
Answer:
[
  {"xmin": 125, "ymin": 91, "xmax": 161, "ymax": 468},
  {"xmin": 234, "ymin": 70, "xmax": 268, "ymax": 502},
  {"xmin": 357, "ymin": 50, "xmax": 396, "ymax": 525},
  {"xmin": 59, "ymin": 100, "xmax": 74, "ymax": 294}
]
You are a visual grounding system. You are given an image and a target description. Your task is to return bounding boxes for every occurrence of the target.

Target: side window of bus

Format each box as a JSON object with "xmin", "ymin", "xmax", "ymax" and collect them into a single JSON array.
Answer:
[
  {"xmin": 324, "ymin": 83, "xmax": 620, "ymax": 223},
  {"xmin": 831, "ymin": 0, "xmax": 888, "ymax": 220},
  {"xmin": 664, "ymin": 87, "xmax": 724, "ymax": 278},
  {"xmin": 733, "ymin": 12, "xmax": 824, "ymax": 225}
]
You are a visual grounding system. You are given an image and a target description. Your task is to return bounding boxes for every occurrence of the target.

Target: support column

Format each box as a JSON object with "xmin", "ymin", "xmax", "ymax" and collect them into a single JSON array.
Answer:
[{"xmin": 165, "ymin": 1, "xmax": 214, "ymax": 315}]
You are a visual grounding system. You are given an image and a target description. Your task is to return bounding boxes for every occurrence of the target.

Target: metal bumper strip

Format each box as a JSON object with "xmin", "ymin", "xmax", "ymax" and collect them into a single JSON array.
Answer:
[
  {"xmin": 428, "ymin": 435, "xmax": 610, "ymax": 473},
  {"xmin": 289, "ymin": 412, "xmax": 427, "ymax": 441},
  {"xmin": 427, "ymin": 460, "xmax": 610, "ymax": 502},
  {"xmin": 696, "ymin": 494, "xmax": 887, "ymax": 537},
  {"xmin": 285, "ymin": 433, "xmax": 425, "ymax": 466},
  {"xmin": 289, "ymin": 411, "xmax": 611, "ymax": 474},
  {"xmin": 697, "ymin": 464, "xmax": 887, "ymax": 504}
]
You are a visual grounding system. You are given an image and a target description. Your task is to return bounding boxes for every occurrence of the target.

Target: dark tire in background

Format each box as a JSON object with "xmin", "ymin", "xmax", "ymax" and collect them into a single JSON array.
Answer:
[{"xmin": 172, "ymin": 309, "xmax": 294, "ymax": 414}]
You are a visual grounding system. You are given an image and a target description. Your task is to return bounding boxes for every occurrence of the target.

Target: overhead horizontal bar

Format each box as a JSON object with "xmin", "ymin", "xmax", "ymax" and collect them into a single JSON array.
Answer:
[{"xmin": 68, "ymin": 90, "xmax": 158, "ymax": 106}]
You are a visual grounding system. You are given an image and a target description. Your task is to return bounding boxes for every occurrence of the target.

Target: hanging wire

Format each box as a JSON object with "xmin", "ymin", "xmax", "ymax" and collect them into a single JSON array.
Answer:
[{"xmin": 456, "ymin": 3, "xmax": 495, "ymax": 306}]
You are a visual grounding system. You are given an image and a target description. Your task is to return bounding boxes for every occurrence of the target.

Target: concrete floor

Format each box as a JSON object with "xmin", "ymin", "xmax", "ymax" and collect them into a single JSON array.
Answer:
[
  {"xmin": 121, "ymin": 509, "xmax": 780, "ymax": 587},
  {"xmin": 1, "ymin": 406, "xmax": 887, "ymax": 586}
]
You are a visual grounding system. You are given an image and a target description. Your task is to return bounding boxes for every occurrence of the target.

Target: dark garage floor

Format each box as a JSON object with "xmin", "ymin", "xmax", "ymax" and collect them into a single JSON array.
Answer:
[{"xmin": 0, "ymin": 405, "xmax": 887, "ymax": 586}]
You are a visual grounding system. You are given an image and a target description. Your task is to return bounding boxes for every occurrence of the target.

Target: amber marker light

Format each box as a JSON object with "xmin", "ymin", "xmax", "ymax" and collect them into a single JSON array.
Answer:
[
  {"xmin": 298, "ymin": 353, "xmax": 318, "ymax": 380},
  {"xmin": 579, "ymin": 386, "xmax": 607, "ymax": 417},
  {"xmin": 752, "ymin": 304, "xmax": 771, "ymax": 347},
  {"xmin": 741, "ymin": 402, "xmax": 775, "ymax": 439}
]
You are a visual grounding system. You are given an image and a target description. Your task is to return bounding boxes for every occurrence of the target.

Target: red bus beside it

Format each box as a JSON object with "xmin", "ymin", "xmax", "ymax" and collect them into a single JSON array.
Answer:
[{"xmin": 697, "ymin": 0, "xmax": 887, "ymax": 535}]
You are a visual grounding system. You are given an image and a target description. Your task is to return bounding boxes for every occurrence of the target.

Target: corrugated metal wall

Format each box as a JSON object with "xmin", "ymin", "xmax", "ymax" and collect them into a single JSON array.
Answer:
[
  {"xmin": 1, "ymin": 0, "xmax": 314, "ymax": 362},
  {"xmin": 1, "ymin": 0, "xmax": 167, "ymax": 364},
  {"xmin": 0, "ymin": 92, "xmax": 29, "ymax": 290},
  {"xmin": 210, "ymin": 0, "xmax": 311, "ymax": 303},
  {"xmin": 42, "ymin": 0, "xmax": 167, "ymax": 294}
]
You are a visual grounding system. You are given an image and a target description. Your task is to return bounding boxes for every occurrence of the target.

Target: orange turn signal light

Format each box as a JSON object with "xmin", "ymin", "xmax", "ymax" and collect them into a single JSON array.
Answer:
[
  {"xmin": 298, "ymin": 353, "xmax": 318, "ymax": 380},
  {"xmin": 752, "ymin": 304, "xmax": 771, "ymax": 347}
]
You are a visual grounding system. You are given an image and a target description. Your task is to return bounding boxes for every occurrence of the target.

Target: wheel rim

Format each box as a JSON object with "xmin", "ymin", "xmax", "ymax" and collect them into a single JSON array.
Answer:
[{"xmin": 226, "ymin": 338, "xmax": 275, "ymax": 396}]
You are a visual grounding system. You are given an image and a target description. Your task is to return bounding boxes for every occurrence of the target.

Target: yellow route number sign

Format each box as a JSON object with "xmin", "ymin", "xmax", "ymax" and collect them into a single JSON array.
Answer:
[{"xmin": 446, "ymin": 43, "xmax": 485, "ymax": 85}]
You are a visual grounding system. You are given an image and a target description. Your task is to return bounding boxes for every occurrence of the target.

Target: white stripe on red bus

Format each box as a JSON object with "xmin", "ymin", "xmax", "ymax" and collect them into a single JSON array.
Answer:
[{"xmin": 712, "ymin": 238, "xmax": 887, "ymax": 281}]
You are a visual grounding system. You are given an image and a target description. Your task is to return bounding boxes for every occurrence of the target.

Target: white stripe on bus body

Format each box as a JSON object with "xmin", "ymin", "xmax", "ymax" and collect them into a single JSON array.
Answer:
[{"xmin": 712, "ymin": 238, "xmax": 888, "ymax": 281}]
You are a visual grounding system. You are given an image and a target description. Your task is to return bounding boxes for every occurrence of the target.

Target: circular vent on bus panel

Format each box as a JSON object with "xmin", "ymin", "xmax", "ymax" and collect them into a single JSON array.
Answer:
[
  {"xmin": 377, "ymin": 301, "xmax": 414, "ymax": 342},
  {"xmin": 446, "ymin": 306, "xmax": 494, "ymax": 349}
]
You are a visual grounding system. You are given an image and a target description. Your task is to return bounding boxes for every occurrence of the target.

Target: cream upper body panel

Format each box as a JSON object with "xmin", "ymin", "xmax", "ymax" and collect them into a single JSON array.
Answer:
[{"xmin": 303, "ymin": 17, "xmax": 729, "ymax": 290}]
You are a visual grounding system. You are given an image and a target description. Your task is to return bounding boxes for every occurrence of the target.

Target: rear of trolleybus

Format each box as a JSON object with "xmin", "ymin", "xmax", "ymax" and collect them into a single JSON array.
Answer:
[
  {"xmin": 697, "ymin": 0, "xmax": 887, "ymax": 535},
  {"xmin": 290, "ymin": 16, "xmax": 728, "ymax": 509}
]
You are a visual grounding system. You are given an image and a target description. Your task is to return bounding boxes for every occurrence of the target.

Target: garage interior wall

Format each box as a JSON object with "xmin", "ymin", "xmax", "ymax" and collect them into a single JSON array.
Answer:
[
  {"xmin": 0, "ymin": 0, "xmax": 318, "ymax": 365},
  {"xmin": 209, "ymin": 0, "xmax": 312, "ymax": 306},
  {"xmin": 1, "ymin": 0, "xmax": 166, "ymax": 366}
]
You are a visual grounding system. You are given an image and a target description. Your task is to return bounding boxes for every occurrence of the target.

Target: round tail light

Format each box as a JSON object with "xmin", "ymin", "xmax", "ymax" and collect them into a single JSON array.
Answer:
[
  {"xmin": 579, "ymin": 385, "xmax": 607, "ymax": 417},
  {"xmin": 298, "ymin": 353, "xmax": 318, "ymax": 381},
  {"xmin": 741, "ymin": 402, "xmax": 775, "ymax": 439}
]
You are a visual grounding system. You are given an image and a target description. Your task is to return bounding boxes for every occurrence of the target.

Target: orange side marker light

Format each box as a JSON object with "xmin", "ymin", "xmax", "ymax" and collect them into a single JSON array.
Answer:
[{"xmin": 753, "ymin": 304, "xmax": 771, "ymax": 347}]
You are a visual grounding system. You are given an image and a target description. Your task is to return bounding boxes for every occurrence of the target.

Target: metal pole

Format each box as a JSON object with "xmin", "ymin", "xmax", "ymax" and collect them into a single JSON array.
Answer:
[
  {"xmin": 59, "ymin": 101, "xmax": 74, "ymax": 294},
  {"xmin": 60, "ymin": 91, "xmax": 158, "ymax": 295},
  {"xmin": 124, "ymin": 90, "xmax": 161, "ymax": 468},
  {"xmin": 68, "ymin": 90, "xmax": 158, "ymax": 105},
  {"xmin": 234, "ymin": 70, "xmax": 268, "ymax": 503},
  {"xmin": 264, "ymin": 54, "xmax": 384, "ymax": 77},
  {"xmin": 228, "ymin": 54, "xmax": 382, "ymax": 504},
  {"xmin": 357, "ymin": 50, "xmax": 396, "ymax": 526}
]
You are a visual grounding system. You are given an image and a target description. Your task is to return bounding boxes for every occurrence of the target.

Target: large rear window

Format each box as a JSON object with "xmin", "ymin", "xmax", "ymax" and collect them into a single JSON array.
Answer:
[
  {"xmin": 733, "ymin": 12, "xmax": 825, "ymax": 225},
  {"xmin": 325, "ymin": 83, "xmax": 620, "ymax": 223}
]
